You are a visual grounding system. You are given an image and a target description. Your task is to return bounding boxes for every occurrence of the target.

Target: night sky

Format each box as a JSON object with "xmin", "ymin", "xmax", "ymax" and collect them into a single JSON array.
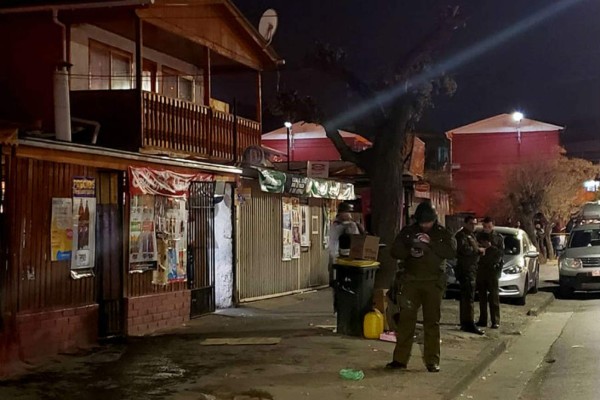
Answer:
[{"xmin": 234, "ymin": 0, "xmax": 600, "ymax": 144}]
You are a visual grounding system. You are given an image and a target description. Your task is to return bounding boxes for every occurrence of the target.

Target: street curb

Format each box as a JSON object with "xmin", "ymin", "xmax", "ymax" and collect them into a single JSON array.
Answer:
[
  {"xmin": 526, "ymin": 292, "xmax": 555, "ymax": 317},
  {"xmin": 443, "ymin": 339, "xmax": 509, "ymax": 400},
  {"xmin": 443, "ymin": 292, "xmax": 555, "ymax": 400}
]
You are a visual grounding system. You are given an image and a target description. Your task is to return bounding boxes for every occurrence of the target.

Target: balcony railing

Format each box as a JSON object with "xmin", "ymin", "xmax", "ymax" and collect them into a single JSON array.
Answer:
[{"xmin": 142, "ymin": 91, "xmax": 260, "ymax": 161}]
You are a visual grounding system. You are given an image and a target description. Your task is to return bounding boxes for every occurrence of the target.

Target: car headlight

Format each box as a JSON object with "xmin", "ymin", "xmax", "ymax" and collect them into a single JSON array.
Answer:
[
  {"xmin": 560, "ymin": 257, "xmax": 582, "ymax": 269},
  {"xmin": 503, "ymin": 264, "xmax": 524, "ymax": 275}
]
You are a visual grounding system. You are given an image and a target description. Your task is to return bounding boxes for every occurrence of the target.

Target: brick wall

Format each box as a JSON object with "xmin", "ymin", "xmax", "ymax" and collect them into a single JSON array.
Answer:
[
  {"xmin": 124, "ymin": 291, "xmax": 190, "ymax": 336},
  {"xmin": 15, "ymin": 304, "xmax": 99, "ymax": 361}
]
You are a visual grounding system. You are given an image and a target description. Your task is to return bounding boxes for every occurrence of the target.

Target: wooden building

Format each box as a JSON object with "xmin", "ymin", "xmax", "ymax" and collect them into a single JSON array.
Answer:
[{"xmin": 0, "ymin": 0, "xmax": 280, "ymax": 376}]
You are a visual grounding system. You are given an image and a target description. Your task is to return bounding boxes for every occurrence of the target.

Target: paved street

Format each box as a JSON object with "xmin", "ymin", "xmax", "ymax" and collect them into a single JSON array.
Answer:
[
  {"xmin": 0, "ymin": 269, "xmax": 556, "ymax": 400},
  {"xmin": 458, "ymin": 261, "xmax": 600, "ymax": 400}
]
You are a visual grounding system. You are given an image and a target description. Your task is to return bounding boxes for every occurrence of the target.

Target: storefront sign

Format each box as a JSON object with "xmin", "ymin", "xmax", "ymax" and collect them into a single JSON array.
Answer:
[
  {"xmin": 307, "ymin": 161, "xmax": 329, "ymax": 178},
  {"xmin": 285, "ymin": 176, "xmax": 309, "ymax": 196},
  {"xmin": 129, "ymin": 167, "xmax": 212, "ymax": 197},
  {"xmin": 258, "ymin": 168, "xmax": 355, "ymax": 200},
  {"xmin": 51, "ymin": 198, "xmax": 73, "ymax": 261},
  {"xmin": 72, "ymin": 177, "xmax": 96, "ymax": 271},
  {"xmin": 259, "ymin": 169, "xmax": 286, "ymax": 193},
  {"xmin": 414, "ymin": 182, "xmax": 431, "ymax": 199}
]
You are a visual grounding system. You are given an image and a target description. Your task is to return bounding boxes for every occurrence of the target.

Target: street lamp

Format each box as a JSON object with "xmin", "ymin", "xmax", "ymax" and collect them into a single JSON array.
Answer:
[
  {"xmin": 284, "ymin": 121, "xmax": 292, "ymax": 170},
  {"xmin": 512, "ymin": 111, "xmax": 524, "ymax": 143}
]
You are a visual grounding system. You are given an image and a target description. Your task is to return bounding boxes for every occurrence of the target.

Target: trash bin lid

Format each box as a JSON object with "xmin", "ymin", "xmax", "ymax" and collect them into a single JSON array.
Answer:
[{"xmin": 335, "ymin": 258, "xmax": 380, "ymax": 268}]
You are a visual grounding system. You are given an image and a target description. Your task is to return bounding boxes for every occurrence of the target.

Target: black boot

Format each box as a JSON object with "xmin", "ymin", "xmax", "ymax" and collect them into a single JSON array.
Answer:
[{"xmin": 461, "ymin": 324, "xmax": 485, "ymax": 335}]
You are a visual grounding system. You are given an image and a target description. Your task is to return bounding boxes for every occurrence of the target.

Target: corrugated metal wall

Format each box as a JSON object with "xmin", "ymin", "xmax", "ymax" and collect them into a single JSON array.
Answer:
[
  {"xmin": 5, "ymin": 155, "xmax": 96, "ymax": 313},
  {"xmin": 236, "ymin": 180, "xmax": 329, "ymax": 302}
]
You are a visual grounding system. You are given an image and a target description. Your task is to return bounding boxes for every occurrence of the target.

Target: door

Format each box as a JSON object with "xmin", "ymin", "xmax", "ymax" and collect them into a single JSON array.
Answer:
[
  {"xmin": 188, "ymin": 181, "xmax": 216, "ymax": 318},
  {"xmin": 96, "ymin": 171, "xmax": 124, "ymax": 338},
  {"xmin": 523, "ymin": 235, "xmax": 536, "ymax": 286}
]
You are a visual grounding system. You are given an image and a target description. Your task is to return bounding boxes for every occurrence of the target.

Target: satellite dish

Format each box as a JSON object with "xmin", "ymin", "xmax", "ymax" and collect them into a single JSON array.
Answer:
[{"xmin": 258, "ymin": 9, "xmax": 278, "ymax": 46}]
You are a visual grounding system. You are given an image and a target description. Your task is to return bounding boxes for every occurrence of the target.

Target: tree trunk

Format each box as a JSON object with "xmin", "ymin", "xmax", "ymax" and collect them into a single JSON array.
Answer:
[{"xmin": 370, "ymin": 132, "xmax": 405, "ymax": 289}]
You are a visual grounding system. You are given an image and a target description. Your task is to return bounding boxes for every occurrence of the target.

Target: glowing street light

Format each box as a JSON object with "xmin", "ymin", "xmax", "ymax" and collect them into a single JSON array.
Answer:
[
  {"xmin": 284, "ymin": 121, "xmax": 292, "ymax": 128},
  {"xmin": 512, "ymin": 111, "xmax": 524, "ymax": 144},
  {"xmin": 512, "ymin": 111, "xmax": 524, "ymax": 122}
]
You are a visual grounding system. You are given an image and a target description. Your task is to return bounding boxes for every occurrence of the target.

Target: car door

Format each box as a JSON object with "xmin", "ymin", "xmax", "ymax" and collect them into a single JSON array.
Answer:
[{"xmin": 522, "ymin": 235, "xmax": 535, "ymax": 283}]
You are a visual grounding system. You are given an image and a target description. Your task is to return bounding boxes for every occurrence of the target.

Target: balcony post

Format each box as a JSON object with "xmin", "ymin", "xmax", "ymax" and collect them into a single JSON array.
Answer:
[
  {"xmin": 256, "ymin": 71, "xmax": 262, "ymax": 128},
  {"xmin": 203, "ymin": 48, "xmax": 211, "ymax": 106},
  {"xmin": 233, "ymin": 98, "xmax": 238, "ymax": 163},
  {"xmin": 135, "ymin": 13, "xmax": 144, "ymax": 146}
]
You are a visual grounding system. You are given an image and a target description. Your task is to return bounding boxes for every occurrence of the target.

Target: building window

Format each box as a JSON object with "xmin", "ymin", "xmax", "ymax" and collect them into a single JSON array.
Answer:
[
  {"xmin": 142, "ymin": 60, "xmax": 157, "ymax": 93},
  {"xmin": 89, "ymin": 40, "xmax": 133, "ymax": 90},
  {"xmin": 162, "ymin": 67, "xmax": 194, "ymax": 102}
]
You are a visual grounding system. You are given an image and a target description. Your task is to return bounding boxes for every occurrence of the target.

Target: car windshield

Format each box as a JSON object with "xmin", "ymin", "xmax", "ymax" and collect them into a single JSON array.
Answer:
[
  {"xmin": 569, "ymin": 229, "xmax": 600, "ymax": 248},
  {"xmin": 504, "ymin": 235, "xmax": 521, "ymax": 255}
]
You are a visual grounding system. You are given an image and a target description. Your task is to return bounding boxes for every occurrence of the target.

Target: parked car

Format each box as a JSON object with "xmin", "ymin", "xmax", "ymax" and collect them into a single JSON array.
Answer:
[
  {"xmin": 558, "ymin": 224, "xmax": 600, "ymax": 298},
  {"xmin": 446, "ymin": 227, "xmax": 540, "ymax": 305}
]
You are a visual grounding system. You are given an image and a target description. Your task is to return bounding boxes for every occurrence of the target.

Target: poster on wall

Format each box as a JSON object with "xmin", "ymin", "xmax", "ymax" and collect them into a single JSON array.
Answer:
[
  {"xmin": 129, "ymin": 195, "xmax": 158, "ymax": 272},
  {"xmin": 291, "ymin": 198, "xmax": 301, "ymax": 259},
  {"xmin": 51, "ymin": 198, "xmax": 73, "ymax": 261},
  {"xmin": 322, "ymin": 203, "xmax": 336, "ymax": 249},
  {"xmin": 71, "ymin": 177, "xmax": 96, "ymax": 270},
  {"xmin": 301, "ymin": 205, "xmax": 311, "ymax": 247},
  {"xmin": 282, "ymin": 197, "xmax": 293, "ymax": 261},
  {"xmin": 154, "ymin": 196, "xmax": 188, "ymax": 283}
]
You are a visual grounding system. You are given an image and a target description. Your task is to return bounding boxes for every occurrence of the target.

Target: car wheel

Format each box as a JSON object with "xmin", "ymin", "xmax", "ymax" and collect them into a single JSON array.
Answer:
[
  {"xmin": 530, "ymin": 265, "xmax": 540, "ymax": 294},
  {"xmin": 514, "ymin": 274, "xmax": 528, "ymax": 305}
]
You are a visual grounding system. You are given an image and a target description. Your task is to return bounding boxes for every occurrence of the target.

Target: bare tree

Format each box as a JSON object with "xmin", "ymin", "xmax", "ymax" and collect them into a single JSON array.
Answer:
[
  {"xmin": 496, "ymin": 154, "xmax": 600, "ymax": 261},
  {"xmin": 272, "ymin": 6, "xmax": 464, "ymax": 287}
]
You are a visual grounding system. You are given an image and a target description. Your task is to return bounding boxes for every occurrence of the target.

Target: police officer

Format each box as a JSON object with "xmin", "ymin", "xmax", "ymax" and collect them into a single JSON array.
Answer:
[
  {"xmin": 455, "ymin": 216, "xmax": 485, "ymax": 335},
  {"xmin": 476, "ymin": 217, "xmax": 504, "ymax": 329},
  {"xmin": 387, "ymin": 202, "xmax": 457, "ymax": 373}
]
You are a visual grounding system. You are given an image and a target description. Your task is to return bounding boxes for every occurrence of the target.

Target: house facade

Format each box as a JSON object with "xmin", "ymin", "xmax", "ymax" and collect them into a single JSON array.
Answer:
[
  {"xmin": 0, "ymin": 0, "xmax": 281, "ymax": 375},
  {"xmin": 447, "ymin": 114, "xmax": 563, "ymax": 217}
]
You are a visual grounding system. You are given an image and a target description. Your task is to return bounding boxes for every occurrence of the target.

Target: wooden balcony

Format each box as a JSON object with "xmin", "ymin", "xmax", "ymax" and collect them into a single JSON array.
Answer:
[{"xmin": 70, "ymin": 89, "xmax": 261, "ymax": 162}]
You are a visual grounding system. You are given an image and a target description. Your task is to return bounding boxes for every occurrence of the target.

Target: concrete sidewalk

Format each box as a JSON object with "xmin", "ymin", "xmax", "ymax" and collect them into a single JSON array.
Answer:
[{"xmin": 0, "ymin": 282, "xmax": 555, "ymax": 400}]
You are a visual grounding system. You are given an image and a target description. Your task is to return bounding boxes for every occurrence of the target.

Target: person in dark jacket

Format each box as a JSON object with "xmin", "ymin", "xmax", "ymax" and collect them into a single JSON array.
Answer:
[
  {"xmin": 387, "ymin": 202, "xmax": 457, "ymax": 373},
  {"xmin": 476, "ymin": 217, "xmax": 505, "ymax": 329},
  {"xmin": 455, "ymin": 216, "xmax": 485, "ymax": 335}
]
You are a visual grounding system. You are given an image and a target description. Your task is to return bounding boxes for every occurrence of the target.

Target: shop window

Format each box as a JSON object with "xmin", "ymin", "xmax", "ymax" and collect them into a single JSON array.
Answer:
[{"xmin": 89, "ymin": 40, "xmax": 133, "ymax": 90}]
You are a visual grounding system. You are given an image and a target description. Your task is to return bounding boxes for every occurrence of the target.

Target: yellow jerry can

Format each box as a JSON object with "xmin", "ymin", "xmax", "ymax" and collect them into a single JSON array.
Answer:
[{"xmin": 363, "ymin": 308, "xmax": 384, "ymax": 339}]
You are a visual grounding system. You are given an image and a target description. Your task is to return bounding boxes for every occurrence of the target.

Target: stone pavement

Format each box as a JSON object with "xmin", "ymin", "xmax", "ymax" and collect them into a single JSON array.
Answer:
[{"xmin": 0, "ymin": 266, "xmax": 556, "ymax": 400}]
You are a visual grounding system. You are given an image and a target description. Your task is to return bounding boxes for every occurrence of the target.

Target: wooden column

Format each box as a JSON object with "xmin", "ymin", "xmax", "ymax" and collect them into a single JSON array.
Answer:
[
  {"xmin": 203, "ymin": 48, "xmax": 211, "ymax": 106},
  {"xmin": 135, "ymin": 14, "xmax": 144, "ymax": 146},
  {"xmin": 256, "ymin": 71, "xmax": 262, "ymax": 127},
  {"xmin": 135, "ymin": 15, "xmax": 143, "ymax": 91}
]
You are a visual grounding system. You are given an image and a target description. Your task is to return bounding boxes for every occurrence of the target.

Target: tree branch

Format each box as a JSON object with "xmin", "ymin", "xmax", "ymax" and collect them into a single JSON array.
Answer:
[
  {"xmin": 324, "ymin": 127, "xmax": 360, "ymax": 165},
  {"xmin": 393, "ymin": 5, "xmax": 464, "ymax": 83}
]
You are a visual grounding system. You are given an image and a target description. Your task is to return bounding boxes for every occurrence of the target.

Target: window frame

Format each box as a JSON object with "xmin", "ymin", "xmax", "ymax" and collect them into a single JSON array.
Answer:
[
  {"xmin": 88, "ymin": 39, "xmax": 133, "ymax": 90},
  {"xmin": 161, "ymin": 66, "xmax": 195, "ymax": 102}
]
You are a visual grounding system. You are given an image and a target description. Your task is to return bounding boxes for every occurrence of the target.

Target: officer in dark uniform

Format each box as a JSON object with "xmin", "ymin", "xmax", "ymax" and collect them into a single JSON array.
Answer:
[
  {"xmin": 476, "ymin": 217, "xmax": 505, "ymax": 329},
  {"xmin": 387, "ymin": 202, "xmax": 457, "ymax": 373},
  {"xmin": 455, "ymin": 216, "xmax": 485, "ymax": 335}
]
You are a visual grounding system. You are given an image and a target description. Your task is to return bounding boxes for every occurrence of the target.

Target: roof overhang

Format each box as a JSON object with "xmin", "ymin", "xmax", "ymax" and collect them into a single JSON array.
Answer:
[
  {"xmin": 446, "ymin": 113, "xmax": 564, "ymax": 138},
  {"xmin": 0, "ymin": 0, "xmax": 152, "ymax": 14}
]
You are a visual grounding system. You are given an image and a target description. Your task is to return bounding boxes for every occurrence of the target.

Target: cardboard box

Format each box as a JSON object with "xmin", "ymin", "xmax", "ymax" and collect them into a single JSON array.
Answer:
[{"xmin": 350, "ymin": 235, "xmax": 380, "ymax": 261}]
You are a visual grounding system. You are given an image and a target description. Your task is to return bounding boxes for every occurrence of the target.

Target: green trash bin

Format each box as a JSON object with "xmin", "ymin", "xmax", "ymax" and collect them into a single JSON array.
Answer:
[{"xmin": 334, "ymin": 259, "xmax": 380, "ymax": 337}]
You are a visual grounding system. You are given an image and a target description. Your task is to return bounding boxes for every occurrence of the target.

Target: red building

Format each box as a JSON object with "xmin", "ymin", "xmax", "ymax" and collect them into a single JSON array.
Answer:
[
  {"xmin": 447, "ymin": 114, "xmax": 563, "ymax": 217},
  {"xmin": 262, "ymin": 122, "xmax": 372, "ymax": 162}
]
